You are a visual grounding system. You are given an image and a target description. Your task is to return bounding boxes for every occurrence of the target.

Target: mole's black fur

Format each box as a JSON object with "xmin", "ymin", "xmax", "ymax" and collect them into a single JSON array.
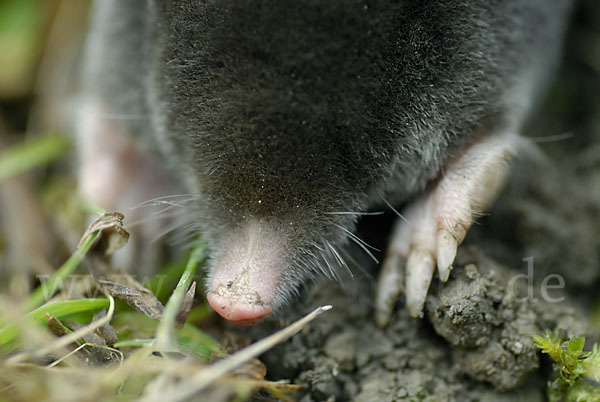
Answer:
[{"xmin": 82, "ymin": 0, "xmax": 572, "ymax": 312}]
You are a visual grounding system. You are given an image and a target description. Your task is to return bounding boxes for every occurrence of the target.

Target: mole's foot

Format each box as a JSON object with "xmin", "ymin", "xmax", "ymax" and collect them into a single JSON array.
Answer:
[{"xmin": 375, "ymin": 133, "xmax": 519, "ymax": 326}]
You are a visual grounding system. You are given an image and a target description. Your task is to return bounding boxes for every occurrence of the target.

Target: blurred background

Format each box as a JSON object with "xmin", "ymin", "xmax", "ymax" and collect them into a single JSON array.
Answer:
[
  {"xmin": 0, "ymin": 0, "xmax": 91, "ymax": 296},
  {"xmin": 0, "ymin": 0, "xmax": 90, "ymax": 133}
]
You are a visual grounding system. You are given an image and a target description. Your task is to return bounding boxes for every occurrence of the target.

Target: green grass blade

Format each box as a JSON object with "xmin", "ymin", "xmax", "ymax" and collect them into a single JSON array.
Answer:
[
  {"xmin": 26, "ymin": 232, "xmax": 98, "ymax": 310},
  {"xmin": 155, "ymin": 240, "xmax": 206, "ymax": 351},
  {"xmin": 0, "ymin": 298, "xmax": 109, "ymax": 347},
  {"xmin": 0, "ymin": 135, "xmax": 70, "ymax": 181},
  {"xmin": 112, "ymin": 312, "xmax": 219, "ymax": 361}
]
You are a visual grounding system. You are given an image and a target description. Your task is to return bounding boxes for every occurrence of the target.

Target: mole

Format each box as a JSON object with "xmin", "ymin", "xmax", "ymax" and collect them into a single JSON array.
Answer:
[{"xmin": 77, "ymin": 0, "xmax": 573, "ymax": 326}]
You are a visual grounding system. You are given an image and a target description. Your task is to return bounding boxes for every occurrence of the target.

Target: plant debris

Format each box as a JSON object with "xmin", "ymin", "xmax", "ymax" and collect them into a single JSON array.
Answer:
[
  {"xmin": 98, "ymin": 276, "xmax": 164, "ymax": 320},
  {"xmin": 78, "ymin": 211, "xmax": 129, "ymax": 255}
]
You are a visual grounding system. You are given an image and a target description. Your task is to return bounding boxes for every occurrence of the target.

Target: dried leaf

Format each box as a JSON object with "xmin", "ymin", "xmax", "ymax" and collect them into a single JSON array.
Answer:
[
  {"xmin": 99, "ymin": 274, "xmax": 164, "ymax": 320},
  {"xmin": 46, "ymin": 314, "xmax": 70, "ymax": 337},
  {"xmin": 175, "ymin": 281, "xmax": 196, "ymax": 329},
  {"xmin": 77, "ymin": 211, "xmax": 129, "ymax": 255}
]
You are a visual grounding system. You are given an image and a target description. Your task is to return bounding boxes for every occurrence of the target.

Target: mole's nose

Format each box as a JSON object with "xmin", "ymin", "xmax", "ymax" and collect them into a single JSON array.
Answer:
[{"xmin": 207, "ymin": 293, "xmax": 273, "ymax": 326}]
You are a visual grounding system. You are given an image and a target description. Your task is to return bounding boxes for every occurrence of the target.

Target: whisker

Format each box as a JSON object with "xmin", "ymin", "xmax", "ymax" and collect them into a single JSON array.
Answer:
[
  {"xmin": 338, "ymin": 246, "xmax": 370, "ymax": 278},
  {"xmin": 334, "ymin": 224, "xmax": 379, "ymax": 264},
  {"xmin": 125, "ymin": 209, "xmax": 195, "ymax": 229},
  {"xmin": 173, "ymin": 229, "xmax": 204, "ymax": 246},
  {"xmin": 325, "ymin": 211, "xmax": 385, "ymax": 216},
  {"xmin": 302, "ymin": 249, "xmax": 330, "ymax": 279},
  {"xmin": 327, "ymin": 241, "xmax": 353, "ymax": 278},
  {"xmin": 525, "ymin": 132, "xmax": 574, "ymax": 143},
  {"xmin": 320, "ymin": 249, "xmax": 340, "ymax": 281},
  {"xmin": 172, "ymin": 217, "xmax": 205, "ymax": 241},
  {"xmin": 140, "ymin": 202, "xmax": 186, "ymax": 218},
  {"xmin": 305, "ymin": 249, "xmax": 325, "ymax": 276},
  {"xmin": 136, "ymin": 193, "xmax": 199, "ymax": 204},
  {"xmin": 381, "ymin": 197, "xmax": 411, "ymax": 226},
  {"xmin": 338, "ymin": 246, "xmax": 359, "ymax": 267},
  {"xmin": 334, "ymin": 224, "xmax": 380, "ymax": 251},
  {"xmin": 296, "ymin": 257, "xmax": 314, "ymax": 276},
  {"xmin": 326, "ymin": 241, "xmax": 343, "ymax": 267},
  {"xmin": 172, "ymin": 228, "xmax": 204, "ymax": 246},
  {"xmin": 309, "ymin": 259, "xmax": 326, "ymax": 279},
  {"xmin": 305, "ymin": 249, "xmax": 318, "ymax": 260},
  {"xmin": 150, "ymin": 217, "xmax": 192, "ymax": 243},
  {"xmin": 314, "ymin": 244, "xmax": 326, "ymax": 252},
  {"xmin": 124, "ymin": 194, "xmax": 201, "ymax": 228},
  {"xmin": 132, "ymin": 194, "xmax": 199, "ymax": 210}
]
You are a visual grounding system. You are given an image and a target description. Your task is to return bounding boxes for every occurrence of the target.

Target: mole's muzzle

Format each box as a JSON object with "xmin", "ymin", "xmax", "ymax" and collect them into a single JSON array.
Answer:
[{"xmin": 206, "ymin": 220, "xmax": 285, "ymax": 326}]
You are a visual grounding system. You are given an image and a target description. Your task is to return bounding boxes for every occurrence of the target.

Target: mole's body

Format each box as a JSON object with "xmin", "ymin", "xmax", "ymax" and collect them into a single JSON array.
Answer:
[{"xmin": 78, "ymin": 0, "xmax": 573, "ymax": 325}]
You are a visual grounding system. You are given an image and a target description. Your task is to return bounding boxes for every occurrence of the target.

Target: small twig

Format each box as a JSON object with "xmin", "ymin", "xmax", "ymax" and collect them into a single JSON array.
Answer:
[
  {"xmin": 45, "ymin": 343, "xmax": 88, "ymax": 368},
  {"xmin": 139, "ymin": 305, "xmax": 332, "ymax": 402},
  {"xmin": 46, "ymin": 342, "xmax": 124, "ymax": 368}
]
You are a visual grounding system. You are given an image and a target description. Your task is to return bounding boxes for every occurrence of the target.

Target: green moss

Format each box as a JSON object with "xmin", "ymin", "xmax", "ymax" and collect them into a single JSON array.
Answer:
[{"xmin": 533, "ymin": 332, "xmax": 600, "ymax": 401}]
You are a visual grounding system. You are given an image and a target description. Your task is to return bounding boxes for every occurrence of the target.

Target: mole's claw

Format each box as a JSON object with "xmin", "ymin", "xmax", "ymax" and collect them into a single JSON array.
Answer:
[
  {"xmin": 405, "ymin": 247, "xmax": 435, "ymax": 318},
  {"xmin": 436, "ymin": 229, "xmax": 457, "ymax": 282},
  {"xmin": 375, "ymin": 254, "xmax": 404, "ymax": 327}
]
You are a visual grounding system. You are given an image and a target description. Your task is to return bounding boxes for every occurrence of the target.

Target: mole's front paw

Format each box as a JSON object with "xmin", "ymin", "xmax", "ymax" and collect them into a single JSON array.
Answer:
[{"xmin": 375, "ymin": 133, "xmax": 519, "ymax": 326}]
